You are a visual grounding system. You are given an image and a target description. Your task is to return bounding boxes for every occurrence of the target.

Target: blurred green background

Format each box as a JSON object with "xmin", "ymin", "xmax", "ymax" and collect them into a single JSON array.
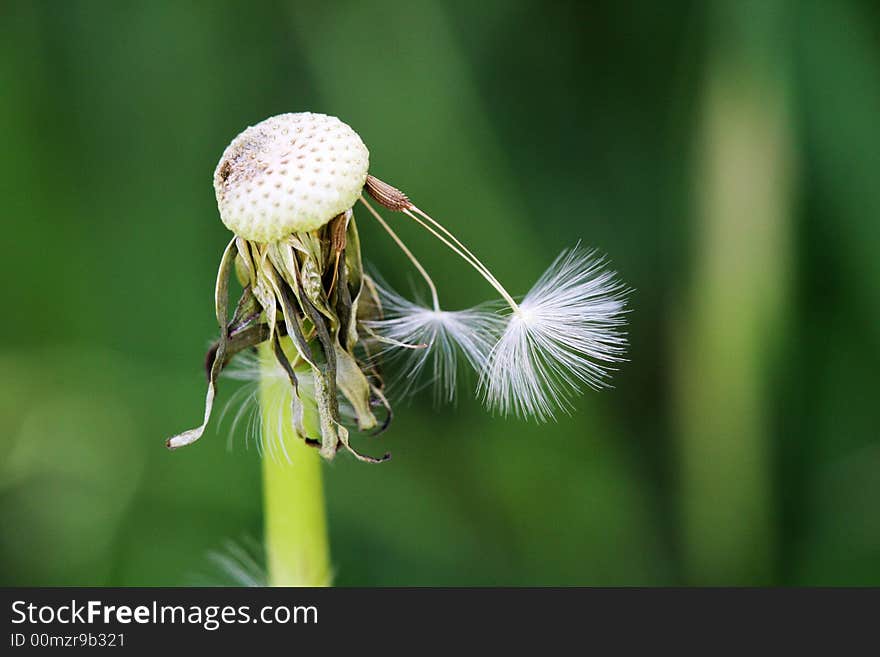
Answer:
[{"xmin": 2, "ymin": 0, "xmax": 878, "ymax": 586}]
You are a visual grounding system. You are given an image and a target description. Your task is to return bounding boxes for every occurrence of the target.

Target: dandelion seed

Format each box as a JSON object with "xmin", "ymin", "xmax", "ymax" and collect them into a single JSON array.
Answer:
[
  {"xmin": 364, "ymin": 281, "xmax": 502, "ymax": 402},
  {"xmin": 479, "ymin": 246, "xmax": 629, "ymax": 421},
  {"xmin": 165, "ymin": 111, "xmax": 632, "ymax": 589}
]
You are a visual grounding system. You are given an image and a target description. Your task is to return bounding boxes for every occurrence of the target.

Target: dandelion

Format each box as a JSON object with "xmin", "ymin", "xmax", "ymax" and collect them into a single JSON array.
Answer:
[
  {"xmin": 167, "ymin": 110, "xmax": 631, "ymax": 453},
  {"xmin": 164, "ymin": 112, "xmax": 629, "ymax": 585}
]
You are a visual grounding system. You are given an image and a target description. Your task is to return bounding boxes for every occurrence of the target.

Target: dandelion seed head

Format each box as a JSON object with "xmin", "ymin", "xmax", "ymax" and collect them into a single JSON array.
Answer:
[
  {"xmin": 214, "ymin": 112, "xmax": 369, "ymax": 242},
  {"xmin": 479, "ymin": 245, "xmax": 629, "ymax": 421}
]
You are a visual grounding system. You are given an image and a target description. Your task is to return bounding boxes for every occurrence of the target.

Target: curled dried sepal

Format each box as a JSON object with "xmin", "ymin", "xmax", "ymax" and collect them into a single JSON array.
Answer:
[
  {"xmin": 166, "ymin": 238, "xmax": 238, "ymax": 449},
  {"xmin": 270, "ymin": 333, "xmax": 313, "ymax": 445},
  {"xmin": 168, "ymin": 215, "xmax": 391, "ymax": 462},
  {"xmin": 265, "ymin": 229, "xmax": 388, "ymax": 462}
]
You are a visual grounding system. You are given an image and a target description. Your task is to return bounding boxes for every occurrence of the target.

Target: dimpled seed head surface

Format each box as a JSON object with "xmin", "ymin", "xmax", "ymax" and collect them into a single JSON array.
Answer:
[{"xmin": 213, "ymin": 113, "xmax": 370, "ymax": 242}]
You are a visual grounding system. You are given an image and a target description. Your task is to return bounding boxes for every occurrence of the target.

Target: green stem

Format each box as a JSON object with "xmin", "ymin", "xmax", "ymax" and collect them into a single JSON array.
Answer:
[
  {"xmin": 259, "ymin": 340, "xmax": 331, "ymax": 586},
  {"xmin": 675, "ymin": 0, "xmax": 793, "ymax": 584}
]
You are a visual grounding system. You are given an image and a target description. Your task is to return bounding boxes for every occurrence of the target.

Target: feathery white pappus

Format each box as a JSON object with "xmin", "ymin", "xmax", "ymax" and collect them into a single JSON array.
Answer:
[
  {"xmin": 364, "ymin": 282, "xmax": 504, "ymax": 403},
  {"xmin": 478, "ymin": 246, "xmax": 629, "ymax": 421}
]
